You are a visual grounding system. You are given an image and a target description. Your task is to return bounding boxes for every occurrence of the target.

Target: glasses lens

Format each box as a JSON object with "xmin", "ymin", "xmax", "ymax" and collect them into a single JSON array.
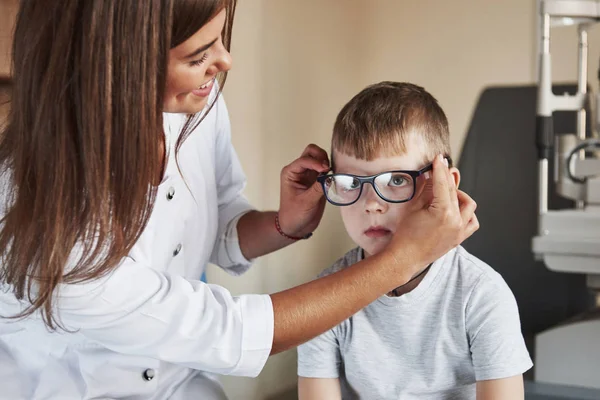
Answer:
[
  {"xmin": 323, "ymin": 175, "xmax": 361, "ymax": 205},
  {"xmin": 374, "ymin": 172, "xmax": 414, "ymax": 202}
]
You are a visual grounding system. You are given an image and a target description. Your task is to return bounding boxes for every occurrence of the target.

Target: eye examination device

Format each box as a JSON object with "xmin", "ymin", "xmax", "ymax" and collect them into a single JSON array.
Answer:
[{"xmin": 532, "ymin": 0, "xmax": 600, "ymax": 391}]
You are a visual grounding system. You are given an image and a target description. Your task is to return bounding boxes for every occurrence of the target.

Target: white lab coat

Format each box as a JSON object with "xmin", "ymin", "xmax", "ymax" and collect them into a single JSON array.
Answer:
[{"xmin": 0, "ymin": 93, "xmax": 274, "ymax": 399}]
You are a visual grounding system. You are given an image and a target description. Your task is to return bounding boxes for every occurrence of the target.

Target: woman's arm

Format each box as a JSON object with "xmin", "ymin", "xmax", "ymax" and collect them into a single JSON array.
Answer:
[
  {"xmin": 298, "ymin": 377, "xmax": 342, "ymax": 400},
  {"xmin": 236, "ymin": 210, "xmax": 295, "ymax": 260}
]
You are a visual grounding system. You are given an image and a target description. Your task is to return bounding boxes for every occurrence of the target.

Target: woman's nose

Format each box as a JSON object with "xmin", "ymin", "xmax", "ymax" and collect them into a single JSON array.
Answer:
[{"xmin": 211, "ymin": 38, "xmax": 233, "ymax": 74}]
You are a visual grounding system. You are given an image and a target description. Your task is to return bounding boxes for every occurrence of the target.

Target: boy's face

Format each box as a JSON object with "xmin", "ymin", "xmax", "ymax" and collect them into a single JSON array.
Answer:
[{"xmin": 334, "ymin": 135, "xmax": 460, "ymax": 258}]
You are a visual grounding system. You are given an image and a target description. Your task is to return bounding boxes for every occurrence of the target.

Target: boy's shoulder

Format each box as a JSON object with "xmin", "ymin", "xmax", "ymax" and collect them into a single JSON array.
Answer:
[
  {"xmin": 317, "ymin": 247, "xmax": 363, "ymax": 278},
  {"xmin": 448, "ymin": 247, "xmax": 519, "ymax": 317},
  {"xmin": 450, "ymin": 246, "xmax": 509, "ymax": 292}
]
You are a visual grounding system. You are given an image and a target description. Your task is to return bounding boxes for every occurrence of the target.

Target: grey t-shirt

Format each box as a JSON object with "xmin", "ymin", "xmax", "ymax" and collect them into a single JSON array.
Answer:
[{"xmin": 297, "ymin": 246, "xmax": 533, "ymax": 400}]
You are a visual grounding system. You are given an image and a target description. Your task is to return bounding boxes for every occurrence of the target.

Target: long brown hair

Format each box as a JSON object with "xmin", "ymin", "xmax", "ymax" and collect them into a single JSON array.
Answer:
[{"xmin": 0, "ymin": 0, "xmax": 236, "ymax": 329}]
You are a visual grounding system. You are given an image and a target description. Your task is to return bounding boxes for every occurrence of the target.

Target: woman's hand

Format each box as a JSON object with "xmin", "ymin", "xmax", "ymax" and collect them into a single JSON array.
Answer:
[
  {"xmin": 385, "ymin": 154, "xmax": 479, "ymax": 271},
  {"xmin": 236, "ymin": 144, "xmax": 329, "ymax": 259},
  {"xmin": 278, "ymin": 144, "xmax": 330, "ymax": 238}
]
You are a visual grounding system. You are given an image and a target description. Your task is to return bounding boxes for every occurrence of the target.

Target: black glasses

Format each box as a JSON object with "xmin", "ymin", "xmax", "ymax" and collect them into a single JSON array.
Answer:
[{"xmin": 317, "ymin": 158, "xmax": 450, "ymax": 206}]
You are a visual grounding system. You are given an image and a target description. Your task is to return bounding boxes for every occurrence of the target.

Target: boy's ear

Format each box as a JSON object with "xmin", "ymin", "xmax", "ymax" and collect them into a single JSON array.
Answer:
[{"xmin": 450, "ymin": 167, "xmax": 461, "ymax": 189}]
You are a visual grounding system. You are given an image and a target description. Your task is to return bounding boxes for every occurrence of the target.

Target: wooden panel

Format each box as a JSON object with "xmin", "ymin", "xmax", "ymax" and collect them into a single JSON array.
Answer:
[{"xmin": 0, "ymin": 0, "xmax": 19, "ymax": 79}]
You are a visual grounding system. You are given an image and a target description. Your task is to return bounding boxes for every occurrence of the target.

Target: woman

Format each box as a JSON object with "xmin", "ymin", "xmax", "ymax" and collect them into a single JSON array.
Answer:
[{"xmin": 0, "ymin": 0, "xmax": 478, "ymax": 398}]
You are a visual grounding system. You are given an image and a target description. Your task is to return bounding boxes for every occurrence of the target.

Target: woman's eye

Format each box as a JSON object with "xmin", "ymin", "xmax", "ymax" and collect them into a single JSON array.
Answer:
[{"xmin": 190, "ymin": 53, "xmax": 209, "ymax": 66}]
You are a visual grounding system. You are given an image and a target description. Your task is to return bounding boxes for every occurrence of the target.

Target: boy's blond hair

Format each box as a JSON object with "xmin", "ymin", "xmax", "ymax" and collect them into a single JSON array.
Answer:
[{"xmin": 332, "ymin": 82, "xmax": 451, "ymax": 165}]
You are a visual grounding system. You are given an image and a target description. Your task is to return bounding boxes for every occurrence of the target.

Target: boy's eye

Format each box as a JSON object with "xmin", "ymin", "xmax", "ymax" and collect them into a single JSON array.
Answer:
[
  {"xmin": 349, "ymin": 178, "xmax": 361, "ymax": 189},
  {"xmin": 332, "ymin": 175, "xmax": 360, "ymax": 191},
  {"xmin": 342, "ymin": 178, "xmax": 361, "ymax": 192},
  {"xmin": 388, "ymin": 174, "xmax": 408, "ymax": 187}
]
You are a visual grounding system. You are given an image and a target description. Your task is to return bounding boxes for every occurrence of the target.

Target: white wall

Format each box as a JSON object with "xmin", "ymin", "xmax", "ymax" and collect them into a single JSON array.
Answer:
[
  {"xmin": 212, "ymin": 1, "xmax": 597, "ymax": 399},
  {"xmin": 359, "ymin": 0, "xmax": 538, "ymax": 158}
]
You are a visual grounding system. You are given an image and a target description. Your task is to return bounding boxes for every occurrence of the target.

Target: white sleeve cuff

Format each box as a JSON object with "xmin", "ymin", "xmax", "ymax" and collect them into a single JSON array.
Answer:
[
  {"xmin": 230, "ymin": 294, "xmax": 274, "ymax": 377},
  {"xmin": 214, "ymin": 208, "xmax": 255, "ymax": 275}
]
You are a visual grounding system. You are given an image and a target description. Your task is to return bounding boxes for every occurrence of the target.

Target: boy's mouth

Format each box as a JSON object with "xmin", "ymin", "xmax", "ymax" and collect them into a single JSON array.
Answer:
[{"xmin": 364, "ymin": 226, "xmax": 392, "ymax": 238}]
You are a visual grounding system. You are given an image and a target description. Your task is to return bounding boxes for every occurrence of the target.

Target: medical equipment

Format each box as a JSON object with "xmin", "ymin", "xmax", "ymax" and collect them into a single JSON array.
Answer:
[{"xmin": 532, "ymin": 0, "xmax": 600, "ymax": 390}]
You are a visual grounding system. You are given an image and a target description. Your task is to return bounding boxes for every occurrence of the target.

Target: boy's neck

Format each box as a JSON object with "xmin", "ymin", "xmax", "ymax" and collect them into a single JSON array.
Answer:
[{"xmin": 362, "ymin": 248, "xmax": 430, "ymax": 298}]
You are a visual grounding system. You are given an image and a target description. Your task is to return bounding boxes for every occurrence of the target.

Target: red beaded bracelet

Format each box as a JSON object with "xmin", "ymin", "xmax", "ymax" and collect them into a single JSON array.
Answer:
[{"xmin": 275, "ymin": 213, "xmax": 313, "ymax": 241}]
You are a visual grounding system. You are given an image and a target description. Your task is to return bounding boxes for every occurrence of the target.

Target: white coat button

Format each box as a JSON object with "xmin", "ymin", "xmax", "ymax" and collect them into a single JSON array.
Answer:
[
  {"xmin": 166, "ymin": 187, "xmax": 175, "ymax": 200},
  {"xmin": 142, "ymin": 368, "xmax": 155, "ymax": 381},
  {"xmin": 173, "ymin": 243, "xmax": 182, "ymax": 256}
]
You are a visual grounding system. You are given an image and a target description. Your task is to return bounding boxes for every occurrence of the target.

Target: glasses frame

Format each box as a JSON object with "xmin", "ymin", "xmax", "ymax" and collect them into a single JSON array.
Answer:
[{"xmin": 317, "ymin": 157, "xmax": 452, "ymax": 207}]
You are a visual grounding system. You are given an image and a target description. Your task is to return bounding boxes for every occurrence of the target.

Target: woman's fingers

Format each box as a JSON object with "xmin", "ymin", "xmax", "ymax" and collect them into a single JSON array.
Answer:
[
  {"xmin": 301, "ymin": 144, "xmax": 330, "ymax": 168},
  {"xmin": 429, "ymin": 154, "xmax": 453, "ymax": 211}
]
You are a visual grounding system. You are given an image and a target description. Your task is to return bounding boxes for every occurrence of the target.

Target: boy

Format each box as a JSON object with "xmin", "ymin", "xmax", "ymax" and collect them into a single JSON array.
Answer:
[{"xmin": 297, "ymin": 82, "xmax": 532, "ymax": 399}]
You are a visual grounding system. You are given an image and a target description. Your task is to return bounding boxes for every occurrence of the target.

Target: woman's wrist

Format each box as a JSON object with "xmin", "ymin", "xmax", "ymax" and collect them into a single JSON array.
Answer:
[
  {"xmin": 275, "ymin": 209, "xmax": 313, "ymax": 239},
  {"xmin": 376, "ymin": 245, "xmax": 429, "ymax": 289},
  {"xmin": 274, "ymin": 212, "xmax": 313, "ymax": 241},
  {"xmin": 237, "ymin": 211, "xmax": 300, "ymax": 259}
]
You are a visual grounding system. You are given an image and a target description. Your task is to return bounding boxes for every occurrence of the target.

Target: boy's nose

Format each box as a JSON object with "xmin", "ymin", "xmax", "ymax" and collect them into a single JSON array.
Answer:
[{"xmin": 363, "ymin": 184, "xmax": 388, "ymax": 214}]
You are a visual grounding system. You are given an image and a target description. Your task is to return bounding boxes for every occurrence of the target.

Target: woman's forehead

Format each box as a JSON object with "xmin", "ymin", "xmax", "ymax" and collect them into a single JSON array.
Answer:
[{"xmin": 169, "ymin": 9, "xmax": 226, "ymax": 61}]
